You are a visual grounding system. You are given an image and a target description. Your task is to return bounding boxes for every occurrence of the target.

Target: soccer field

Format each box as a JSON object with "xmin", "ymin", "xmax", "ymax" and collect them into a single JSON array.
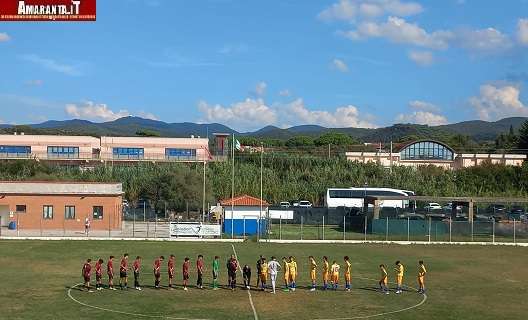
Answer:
[{"xmin": 0, "ymin": 240, "xmax": 525, "ymax": 320}]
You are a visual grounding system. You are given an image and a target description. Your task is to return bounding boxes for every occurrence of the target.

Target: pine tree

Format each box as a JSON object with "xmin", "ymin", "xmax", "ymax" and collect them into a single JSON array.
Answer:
[{"xmin": 517, "ymin": 120, "xmax": 528, "ymax": 152}]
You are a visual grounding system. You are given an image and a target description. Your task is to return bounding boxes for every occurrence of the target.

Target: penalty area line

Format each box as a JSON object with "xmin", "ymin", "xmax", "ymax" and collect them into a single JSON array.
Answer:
[
  {"xmin": 67, "ymin": 283, "xmax": 210, "ymax": 320},
  {"xmin": 231, "ymin": 243, "xmax": 259, "ymax": 320},
  {"xmin": 314, "ymin": 276, "xmax": 427, "ymax": 320}
]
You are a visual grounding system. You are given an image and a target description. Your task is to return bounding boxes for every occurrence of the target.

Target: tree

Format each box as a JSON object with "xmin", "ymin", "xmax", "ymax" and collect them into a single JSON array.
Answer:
[
  {"xmin": 136, "ymin": 129, "xmax": 160, "ymax": 137},
  {"xmin": 285, "ymin": 136, "xmax": 315, "ymax": 147},
  {"xmin": 314, "ymin": 132, "xmax": 357, "ymax": 146},
  {"xmin": 517, "ymin": 120, "xmax": 528, "ymax": 152}
]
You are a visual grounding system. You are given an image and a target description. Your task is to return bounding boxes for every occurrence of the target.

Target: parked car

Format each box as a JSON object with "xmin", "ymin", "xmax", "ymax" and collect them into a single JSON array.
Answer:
[
  {"xmin": 443, "ymin": 202, "xmax": 462, "ymax": 212},
  {"xmin": 424, "ymin": 203, "xmax": 442, "ymax": 211},
  {"xmin": 279, "ymin": 201, "xmax": 291, "ymax": 208},
  {"xmin": 508, "ymin": 207, "xmax": 526, "ymax": 221},
  {"xmin": 398, "ymin": 213, "xmax": 425, "ymax": 220},
  {"xmin": 291, "ymin": 200, "xmax": 300, "ymax": 207},
  {"xmin": 486, "ymin": 204, "xmax": 506, "ymax": 221},
  {"xmin": 298, "ymin": 200, "xmax": 312, "ymax": 208}
]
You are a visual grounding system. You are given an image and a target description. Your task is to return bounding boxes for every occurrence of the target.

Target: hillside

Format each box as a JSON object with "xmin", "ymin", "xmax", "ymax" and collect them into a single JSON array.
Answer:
[{"xmin": 0, "ymin": 116, "xmax": 525, "ymax": 143}]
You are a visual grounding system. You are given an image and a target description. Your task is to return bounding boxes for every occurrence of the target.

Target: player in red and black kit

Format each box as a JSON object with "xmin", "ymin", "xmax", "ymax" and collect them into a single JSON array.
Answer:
[
  {"xmin": 183, "ymin": 257, "xmax": 190, "ymax": 291},
  {"xmin": 95, "ymin": 258, "xmax": 104, "ymax": 291},
  {"xmin": 168, "ymin": 254, "xmax": 175, "ymax": 289},
  {"xmin": 153, "ymin": 256, "xmax": 164, "ymax": 289},
  {"xmin": 119, "ymin": 253, "xmax": 129, "ymax": 290},
  {"xmin": 196, "ymin": 254, "xmax": 205, "ymax": 289},
  {"xmin": 133, "ymin": 256, "xmax": 142, "ymax": 291},
  {"xmin": 107, "ymin": 255, "xmax": 117, "ymax": 290},
  {"xmin": 227, "ymin": 254, "xmax": 238, "ymax": 291},
  {"xmin": 82, "ymin": 258, "xmax": 93, "ymax": 292}
]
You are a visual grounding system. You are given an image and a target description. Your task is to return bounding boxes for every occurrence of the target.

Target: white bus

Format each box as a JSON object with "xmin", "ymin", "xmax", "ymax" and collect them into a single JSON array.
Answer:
[{"xmin": 325, "ymin": 187, "xmax": 415, "ymax": 209}]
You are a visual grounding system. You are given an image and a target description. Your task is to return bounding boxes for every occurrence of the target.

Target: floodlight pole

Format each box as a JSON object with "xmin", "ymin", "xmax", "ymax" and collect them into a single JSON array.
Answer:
[
  {"xmin": 231, "ymin": 133, "xmax": 235, "ymax": 239},
  {"xmin": 259, "ymin": 142, "xmax": 263, "ymax": 241},
  {"xmin": 202, "ymin": 160, "xmax": 206, "ymax": 223}
]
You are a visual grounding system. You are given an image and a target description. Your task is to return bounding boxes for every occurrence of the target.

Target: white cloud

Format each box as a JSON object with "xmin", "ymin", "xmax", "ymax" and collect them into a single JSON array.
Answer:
[
  {"xmin": 318, "ymin": 0, "xmax": 422, "ymax": 21},
  {"xmin": 395, "ymin": 111, "xmax": 448, "ymax": 126},
  {"xmin": 65, "ymin": 102, "xmax": 131, "ymax": 122},
  {"xmin": 409, "ymin": 100, "xmax": 440, "ymax": 113},
  {"xmin": 21, "ymin": 54, "xmax": 82, "ymax": 76},
  {"xmin": 279, "ymin": 89, "xmax": 291, "ymax": 97},
  {"xmin": 408, "ymin": 50, "xmax": 433, "ymax": 66},
  {"xmin": 517, "ymin": 18, "xmax": 528, "ymax": 45},
  {"xmin": 469, "ymin": 84, "xmax": 528, "ymax": 121},
  {"xmin": 254, "ymin": 82, "xmax": 267, "ymax": 96},
  {"xmin": 284, "ymin": 99, "xmax": 376, "ymax": 128},
  {"xmin": 332, "ymin": 58, "xmax": 349, "ymax": 72},
  {"xmin": 0, "ymin": 32, "xmax": 10, "ymax": 42},
  {"xmin": 137, "ymin": 111, "xmax": 159, "ymax": 120},
  {"xmin": 198, "ymin": 98, "xmax": 277, "ymax": 131},
  {"xmin": 342, "ymin": 16, "xmax": 453, "ymax": 50},
  {"xmin": 455, "ymin": 27, "xmax": 513, "ymax": 53}
]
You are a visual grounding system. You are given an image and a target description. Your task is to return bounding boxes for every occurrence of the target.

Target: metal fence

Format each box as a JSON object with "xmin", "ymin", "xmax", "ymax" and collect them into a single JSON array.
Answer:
[{"xmin": 265, "ymin": 215, "xmax": 528, "ymax": 243}]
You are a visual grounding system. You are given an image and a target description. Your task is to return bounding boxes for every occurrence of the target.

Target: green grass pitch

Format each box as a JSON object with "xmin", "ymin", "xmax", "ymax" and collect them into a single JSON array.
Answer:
[{"xmin": 0, "ymin": 240, "xmax": 525, "ymax": 320}]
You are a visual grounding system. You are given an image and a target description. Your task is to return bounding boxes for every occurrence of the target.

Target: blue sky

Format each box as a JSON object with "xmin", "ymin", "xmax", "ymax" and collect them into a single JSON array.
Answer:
[{"xmin": 1, "ymin": 0, "xmax": 527, "ymax": 131}]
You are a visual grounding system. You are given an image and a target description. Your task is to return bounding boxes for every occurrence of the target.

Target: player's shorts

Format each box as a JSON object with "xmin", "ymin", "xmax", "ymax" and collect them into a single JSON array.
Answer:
[
  {"xmin": 332, "ymin": 273, "xmax": 339, "ymax": 282},
  {"xmin": 289, "ymin": 272, "xmax": 297, "ymax": 282},
  {"xmin": 345, "ymin": 273, "xmax": 351, "ymax": 283},
  {"xmin": 397, "ymin": 276, "xmax": 403, "ymax": 285},
  {"xmin": 154, "ymin": 272, "xmax": 161, "ymax": 279},
  {"xmin": 168, "ymin": 272, "xmax": 174, "ymax": 279},
  {"xmin": 284, "ymin": 272, "xmax": 290, "ymax": 281},
  {"xmin": 120, "ymin": 271, "xmax": 127, "ymax": 278},
  {"xmin": 228, "ymin": 270, "xmax": 237, "ymax": 279},
  {"xmin": 96, "ymin": 274, "xmax": 102, "ymax": 282},
  {"xmin": 380, "ymin": 277, "xmax": 388, "ymax": 285},
  {"xmin": 260, "ymin": 273, "xmax": 267, "ymax": 282},
  {"xmin": 310, "ymin": 270, "xmax": 316, "ymax": 281},
  {"xmin": 323, "ymin": 272, "xmax": 329, "ymax": 281},
  {"xmin": 213, "ymin": 271, "xmax": 218, "ymax": 279},
  {"xmin": 108, "ymin": 273, "xmax": 114, "ymax": 280},
  {"xmin": 83, "ymin": 275, "xmax": 90, "ymax": 282},
  {"xmin": 418, "ymin": 276, "xmax": 424, "ymax": 285},
  {"xmin": 183, "ymin": 273, "xmax": 189, "ymax": 281}
]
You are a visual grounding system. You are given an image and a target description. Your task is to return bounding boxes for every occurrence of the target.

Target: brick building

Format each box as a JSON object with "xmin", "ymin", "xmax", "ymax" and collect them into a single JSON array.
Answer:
[{"xmin": 0, "ymin": 181, "xmax": 123, "ymax": 231}]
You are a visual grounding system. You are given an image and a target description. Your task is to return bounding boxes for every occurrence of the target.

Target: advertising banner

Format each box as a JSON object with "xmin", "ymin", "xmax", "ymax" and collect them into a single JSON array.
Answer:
[
  {"xmin": 0, "ymin": 0, "xmax": 96, "ymax": 21},
  {"xmin": 170, "ymin": 222, "xmax": 221, "ymax": 237}
]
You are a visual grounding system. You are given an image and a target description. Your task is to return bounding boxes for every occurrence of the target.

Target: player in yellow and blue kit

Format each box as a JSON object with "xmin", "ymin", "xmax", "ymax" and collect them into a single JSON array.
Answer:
[
  {"xmin": 282, "ymin": 257, "xmax": 290, "ymax": 292},
  {"xmin": 394, "ymin": 261, "xmax": 404, "ymax": 294},
  {"xmin": 288, "ymin": 256, "xmax": 298, "ymax": 291},
  {"xmin": 309, "ymin": 256, "xmax": 317, "ymax": 291},
  {"xmin": 417, "ymin": 260, "xmax": 427, "ymax": 294},
  {"xmin": 379, "ymin": 264, "xmax": 389, "ymax": 294},
  {"xmin": 322, "ymin": 256, "xmax": 329, "ymax": 290},
  {"xmin": 344, "ymin": 256, "xmax": 351, "ymax": 291}
]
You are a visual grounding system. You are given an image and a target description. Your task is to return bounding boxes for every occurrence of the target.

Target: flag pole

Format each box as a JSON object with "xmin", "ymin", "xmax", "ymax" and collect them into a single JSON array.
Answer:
[{"xmin": 231, "ymin": 133, "xmax": 235, "ymax": 239}]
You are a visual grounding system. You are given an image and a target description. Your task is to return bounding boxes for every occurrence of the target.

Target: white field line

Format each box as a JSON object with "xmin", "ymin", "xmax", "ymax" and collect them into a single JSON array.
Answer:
[
  {"xmin": 314, "ymin": 276, "xmax": 427, "ymax": 320},
  {"xmin": 67, "ymin": 283, "xmax": 210, "ymax": 320},
  {"xmin": 231, "ymin": 244, "xmax": 259, "ymax": 320},
  {"xmin": 260, "ymin": 239, "xmax": 528, "ymax": 247},
  {"xmin": 0, "ymin": 236, "xmax": 244, "ymax": 242}
]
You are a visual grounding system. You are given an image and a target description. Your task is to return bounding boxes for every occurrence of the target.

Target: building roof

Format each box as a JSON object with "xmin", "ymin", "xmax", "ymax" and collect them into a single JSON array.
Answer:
[
  {"xmin": 0, "ymin": 181, "xmax": 123, "ymax": 196},
  {"xmin": 220, "ymin": 194, "xmax": 269, "ymax": 207}
]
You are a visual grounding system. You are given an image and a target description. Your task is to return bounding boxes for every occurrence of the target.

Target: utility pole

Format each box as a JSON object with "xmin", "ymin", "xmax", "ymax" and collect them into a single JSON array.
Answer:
[
  {"xmin": 202, "ymin": 160, "xmax": 206, "ymax": 223},
  {"xmin": 390, "ymin": 140, "xmax": 393, "ymax": 174},
  {"xmin": 259, "ymin": 142, "xmax": 263, "ymax": 241}
]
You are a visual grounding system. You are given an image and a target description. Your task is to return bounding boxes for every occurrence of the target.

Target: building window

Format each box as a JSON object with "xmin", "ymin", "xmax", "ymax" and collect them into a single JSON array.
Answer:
[
  {"xmin": 47, "ymin": 146, "xmax": 80, "ymax": 159},
  {"xmin": 112, "ymin": 147, "xmax": 144, "ymax": 159},
  {"xmin": 93, "ymin": 206, "xmax": 104, "ymax": 219},
  {"xmin": 16, "ymin": 205, "xmax": 26, "ymax": 213},
  {"xmin": 165, "ymin": 148, "xmax": 197, "ymax": 160},
  {"xmin": 43, "ymin": 205, "xmax": 53, "ymax": 219},
  {"xmin": 65, "ymin": 206, "xmax": 76, "ymax": 219},
  {"xmin": 0, "ymin": 145, "xmax": 31, "ymax": 158},
  {"xmin": 400, "ymin": 141, "xmax": 454, "ymax": 161}
]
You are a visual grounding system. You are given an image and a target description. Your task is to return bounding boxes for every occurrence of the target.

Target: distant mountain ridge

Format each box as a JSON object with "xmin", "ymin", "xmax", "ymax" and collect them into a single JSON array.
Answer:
[{"xmin": 1, "ymin": 116, "xmax": 526, "ymax": 143}]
